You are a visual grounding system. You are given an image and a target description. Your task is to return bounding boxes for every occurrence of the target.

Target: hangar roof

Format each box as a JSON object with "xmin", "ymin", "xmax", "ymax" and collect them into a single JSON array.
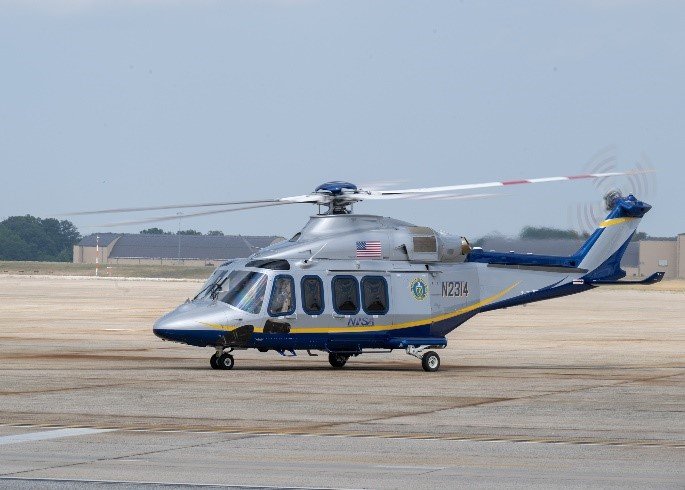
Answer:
[
  {"xmin": 77, "ymin": 233, "xmax": 121, "ymax": 247},
  {"xmin": 77, "ymin": 233, "xmax": 283, "ymax": 260}
]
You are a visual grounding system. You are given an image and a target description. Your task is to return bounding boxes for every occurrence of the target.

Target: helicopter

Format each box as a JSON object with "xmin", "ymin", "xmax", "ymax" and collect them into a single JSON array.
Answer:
[{"xmin": 67, "ymin": 171, "xmax": 662, "ymax": 372}]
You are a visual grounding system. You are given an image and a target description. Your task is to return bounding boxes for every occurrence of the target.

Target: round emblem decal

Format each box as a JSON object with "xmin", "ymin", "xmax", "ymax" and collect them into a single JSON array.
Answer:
[{"xmin": 410, "ymin": 277, "xmax": 428, "ymax": 301}]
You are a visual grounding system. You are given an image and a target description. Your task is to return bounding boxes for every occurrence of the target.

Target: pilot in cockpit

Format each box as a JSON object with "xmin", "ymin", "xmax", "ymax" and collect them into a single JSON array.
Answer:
[{"xmin": 271, "ymin": 278, "xmax": 293, "ymax": 314}]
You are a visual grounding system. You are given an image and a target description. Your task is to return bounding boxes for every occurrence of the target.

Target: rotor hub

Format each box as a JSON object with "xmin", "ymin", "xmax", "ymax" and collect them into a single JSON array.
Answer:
[
  {"xmin": 314, "ymin": 181, "xmax": 359, "ymax": 214},
  {"xmin": 604, "ymin": 190, "xmax": 624, "ymax": 211},
  {"xmin": 314, "ymin": 181, "xmax": 358, "ymax": 196}
]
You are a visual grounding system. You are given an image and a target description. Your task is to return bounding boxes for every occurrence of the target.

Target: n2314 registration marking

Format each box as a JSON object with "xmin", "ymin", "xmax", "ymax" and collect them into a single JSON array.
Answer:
[{"xmin": 442, "ymin": 281, "xmax": 469, "ymax": 297}]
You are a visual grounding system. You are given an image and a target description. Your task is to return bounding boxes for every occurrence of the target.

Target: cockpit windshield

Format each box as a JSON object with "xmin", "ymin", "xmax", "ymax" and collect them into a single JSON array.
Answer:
[
  {"xmin": 193, "ymin": 269, "xmax": 231, "ymax": 300},
  {"xmin": 217, "ymin": 270, "xmax": 267, "ymax": 314}
]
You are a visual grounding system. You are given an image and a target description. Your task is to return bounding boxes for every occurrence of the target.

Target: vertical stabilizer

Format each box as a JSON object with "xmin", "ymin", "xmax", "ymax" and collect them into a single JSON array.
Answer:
[{"xmin": 573, "ymin": 194, "xmax": 651, "ymax": 281}]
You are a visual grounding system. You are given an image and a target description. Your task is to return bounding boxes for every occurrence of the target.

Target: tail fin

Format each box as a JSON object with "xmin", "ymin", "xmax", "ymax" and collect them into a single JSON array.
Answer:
[{"xmin": 573, "ymin": 194, "xmax": 651, "ymax": 281}]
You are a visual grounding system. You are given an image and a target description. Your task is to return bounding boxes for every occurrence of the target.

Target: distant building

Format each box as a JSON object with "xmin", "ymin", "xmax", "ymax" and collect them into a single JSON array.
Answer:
[
  {"xmin": 73, "ymin": 233, "xmax": 284, "ymax": 266},
  {"xmin": 638, "ymin": 235, "xmax": 685, "ymax": 279}
]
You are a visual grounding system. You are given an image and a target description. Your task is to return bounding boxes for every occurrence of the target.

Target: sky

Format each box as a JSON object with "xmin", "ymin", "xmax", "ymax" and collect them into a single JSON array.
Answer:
[{"xmin": 0, "ymin": 0, "xmax": 683, "ymax": 240}]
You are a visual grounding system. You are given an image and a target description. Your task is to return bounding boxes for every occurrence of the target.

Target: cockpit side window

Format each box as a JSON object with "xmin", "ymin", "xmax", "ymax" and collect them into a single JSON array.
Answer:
[
  {"xmin": 268, "ymin": 275, "xmax": 296, "ymax": 317},
  {"xmin": 361, "ymin": 276, "xmax": 389, "ymax": 315},
  {"xmin": 219, "ymin": 270, "xmax": 267, "ymax": 314},
  {"xmin": 332, "ymin": 276, "xmax": 360, "ymax": 315},
  {"xmin": 301, "ymin": 276, "xmax": 324, "ymax": 315}
]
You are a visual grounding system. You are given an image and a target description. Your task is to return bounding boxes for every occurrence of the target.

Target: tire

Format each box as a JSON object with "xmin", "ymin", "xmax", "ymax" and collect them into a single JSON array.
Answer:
[
  {"xmin": 328, "ymin": 353, "xmax": 348, "ymax": 368},
  {"xmin": 217, "ymin": 353, "xmax": 235, "ymax": 370},
  {"xmin": 210, "ymin": 353, "xmax": 221, "ymax": 370},
  {"xmin": 421, "ymin": 351, "xmax": 440, "ymax": 372}
]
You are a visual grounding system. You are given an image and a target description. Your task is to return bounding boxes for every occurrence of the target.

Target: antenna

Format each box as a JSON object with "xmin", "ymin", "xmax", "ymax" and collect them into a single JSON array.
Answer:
[
  {"xmin": 177, "ymin": 212, "xmax": 182, "ymax": 264},
  {"xmin": 95, "ymin": 234, "xmax": 99, "ymax": 277}
]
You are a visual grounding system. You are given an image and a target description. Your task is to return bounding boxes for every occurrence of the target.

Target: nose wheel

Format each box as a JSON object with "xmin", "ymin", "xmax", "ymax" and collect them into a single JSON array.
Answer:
[
  {"xmin": 328, "ymin": 353, "xmax": 348, "ymax": 368},
  {"xmin": 210, "ymin": 351, "xmax": 234, "ymax": 370}
]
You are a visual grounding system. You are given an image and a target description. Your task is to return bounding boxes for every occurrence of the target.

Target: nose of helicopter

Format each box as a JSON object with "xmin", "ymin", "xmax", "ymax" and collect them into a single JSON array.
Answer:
[
  {"xmin": 152, "ymin": 311, "xmax": 186, "ymax": 341},
  {"xmin": 153, "ymin": 300, "xmax": 194, "ymax": 331},
  {"xmin": 152, "ymin": 302, "xmax": 231, "ymax": 347}
]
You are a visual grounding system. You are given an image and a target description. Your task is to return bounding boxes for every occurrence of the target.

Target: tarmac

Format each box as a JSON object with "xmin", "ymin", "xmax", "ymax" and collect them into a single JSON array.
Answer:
[{"xmin": 0, "ymin": 275, "xmax": 683, "ymax": 488}]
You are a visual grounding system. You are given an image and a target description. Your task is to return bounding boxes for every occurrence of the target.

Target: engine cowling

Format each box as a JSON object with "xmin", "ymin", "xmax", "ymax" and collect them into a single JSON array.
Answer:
[{"xmin": 436, "ymin": 232, "xmax": 472, "ymax": 262}]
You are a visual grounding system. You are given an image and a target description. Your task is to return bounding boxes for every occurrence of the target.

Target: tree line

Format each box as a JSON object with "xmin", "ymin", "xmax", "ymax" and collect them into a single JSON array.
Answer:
[
  {"xmin": 0, "ymin": 217, "xmax": 228, "ymax": 262},
  {"xmin": 0, "ymin": 215, "xmax": 81, "ymax": 262}
]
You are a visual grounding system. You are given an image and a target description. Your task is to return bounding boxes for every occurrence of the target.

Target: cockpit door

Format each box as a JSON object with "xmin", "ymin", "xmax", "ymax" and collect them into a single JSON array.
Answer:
[{"xmin": 267, "ymin": 275, "xmax": 297, "ymax": 320}]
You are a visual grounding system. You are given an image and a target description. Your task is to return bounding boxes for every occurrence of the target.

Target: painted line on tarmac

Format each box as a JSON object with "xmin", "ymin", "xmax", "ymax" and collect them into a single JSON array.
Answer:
[
  {"xmin": 0, "ymin": 477, "xmax": 357, "ymax": 490},
  {"xmin": 0, "ymin": 427, "xmax": 115, "ymax": 446},
  {"xmin": 1, "ymin": 423, "xmax": 683, "ymax": 449}
]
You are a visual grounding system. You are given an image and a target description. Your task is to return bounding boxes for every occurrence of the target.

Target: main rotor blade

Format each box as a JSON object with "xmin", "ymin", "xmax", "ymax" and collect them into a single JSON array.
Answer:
[
  {"xmin": 93, "ymin": 202, "xmax": 296, "ymax": 228},
  {"xmin": 409, "ymin": 192, "xmax": 498, "ymax": 201},
  {"xmin": 358, "ymin": 191, "xmax": 497, "ymax": 201},
  {"xmin": 58, "ymin": 199, "xmax": 283, "ymax": 216},
  {"xmin": 370, "ymin": 169, "xmax": 655, "ymax": 197}
]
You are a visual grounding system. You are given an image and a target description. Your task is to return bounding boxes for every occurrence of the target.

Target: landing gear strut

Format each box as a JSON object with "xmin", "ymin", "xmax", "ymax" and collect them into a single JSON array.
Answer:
[{"xmin": 211, "ymin": 348, "xmax": 235, "ymax": 370}]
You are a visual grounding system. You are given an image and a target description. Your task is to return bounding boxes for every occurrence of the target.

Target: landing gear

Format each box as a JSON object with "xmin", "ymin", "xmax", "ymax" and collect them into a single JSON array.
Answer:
[
  {"xmin": 217, "ymin": 353, "xmax": 234, "ymax": 370},
  {"xmin": 211, "ymin": 349, "xmax": 235, "ymax": 370},
  {"xmin": 406, "ymin": 345, "xmax": 442, "ymax": 372},
  {"xmin": 210, "ymin": 353, "xmax": 220, "ymax": 370},
  {"xmin": 328, "ymin": 353, "xmax": 348, "ymax": 368},
  {"xmin": 421, "ymin": 351, "xmax": 440, "ymax": 372}
]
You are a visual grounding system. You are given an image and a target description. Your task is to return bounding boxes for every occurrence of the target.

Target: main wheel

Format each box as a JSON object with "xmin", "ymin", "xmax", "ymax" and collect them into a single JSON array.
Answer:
[
  {"xmin": 210, "ymin": 353, "xmax": 221, "ymax": 370},
  {"xmin": 217, "ymin": 353, "xmax": 235, "ymax": 370},
  {"xmin": 421, "ymin": 351, "xmax": 440, "ymax": 372},
  {"xmin": 328, "ymin": 353, "xmax": 348, "ymax": 368}
]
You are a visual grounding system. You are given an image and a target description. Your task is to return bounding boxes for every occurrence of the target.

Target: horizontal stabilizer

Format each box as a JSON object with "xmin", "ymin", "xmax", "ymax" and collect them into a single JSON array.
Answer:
[{"xmin": 579, "ymin": 271, "xmax": 665, "ymax": 286}]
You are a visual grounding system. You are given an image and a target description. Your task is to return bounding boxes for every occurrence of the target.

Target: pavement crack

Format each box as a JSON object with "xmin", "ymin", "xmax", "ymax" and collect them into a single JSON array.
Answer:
[
  {"xmin": 0, "ymin": 432, "xmax": 262, "ymax": 478},
  {"xmin": 0, "ymin": 381, "xmax": 142, "ymax": 396}
]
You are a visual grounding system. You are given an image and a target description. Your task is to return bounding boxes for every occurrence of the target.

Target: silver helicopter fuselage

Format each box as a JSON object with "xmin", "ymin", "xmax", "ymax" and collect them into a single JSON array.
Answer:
[{"xmin": 153, "ymin": 195, "xmax": 655, "ymax": 356}]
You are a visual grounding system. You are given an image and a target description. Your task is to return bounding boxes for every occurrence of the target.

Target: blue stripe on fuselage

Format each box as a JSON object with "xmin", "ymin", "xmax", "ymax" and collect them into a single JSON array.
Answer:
[{"xmin": 154, "ymin": 281, "xmax": 594, "ymax": 350}]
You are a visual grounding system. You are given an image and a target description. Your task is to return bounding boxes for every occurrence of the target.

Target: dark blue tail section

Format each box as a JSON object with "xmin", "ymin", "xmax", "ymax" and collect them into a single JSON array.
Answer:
[{"xmin": 467, "ymin": 195, "xmax": 652, "ymax": 280}]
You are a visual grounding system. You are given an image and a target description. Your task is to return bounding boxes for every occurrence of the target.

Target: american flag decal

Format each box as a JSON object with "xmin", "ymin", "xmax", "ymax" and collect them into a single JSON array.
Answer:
[{"xmin": 356, "ymin": 240, "xmax": 382, "ymax": 259}]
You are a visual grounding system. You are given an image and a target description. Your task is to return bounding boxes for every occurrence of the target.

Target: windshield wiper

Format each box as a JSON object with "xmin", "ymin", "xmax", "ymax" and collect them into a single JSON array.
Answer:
[{"xmin": 210, "ymin": 276, "xmax": 230, "ymax": 300}]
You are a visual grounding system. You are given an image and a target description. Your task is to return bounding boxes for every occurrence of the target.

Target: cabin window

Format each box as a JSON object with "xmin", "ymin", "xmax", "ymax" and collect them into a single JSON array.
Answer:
[
  {"xmin": 332, "ymin": 276, "xmax": 360, "ymax": 315},
  {"xmin": 268, "ymin": 275, "xmax": 296, "ymax": 316},
  {"xmin": 301, "ymin": 276, "xmax": 324, "ymax": 315},
  {"xmin": 361, "ymin": 276, "xmax": 389, "ymax": 315}
]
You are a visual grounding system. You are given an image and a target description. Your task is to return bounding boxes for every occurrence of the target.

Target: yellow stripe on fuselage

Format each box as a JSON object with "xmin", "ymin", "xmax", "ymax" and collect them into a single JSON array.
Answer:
[
  {"xmin": 599, "ymin": 217, "xmax": 635, "ymax": 228},
  {"xmin": 201, "ymin": 282, "xmax": 520, "ymax": 335}
]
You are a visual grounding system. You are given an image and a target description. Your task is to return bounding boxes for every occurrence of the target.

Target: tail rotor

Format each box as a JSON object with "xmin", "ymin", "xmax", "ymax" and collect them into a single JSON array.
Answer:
[{"xmin": 568, "ymin": 148, "xmax": 656, "ymax": 235}]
